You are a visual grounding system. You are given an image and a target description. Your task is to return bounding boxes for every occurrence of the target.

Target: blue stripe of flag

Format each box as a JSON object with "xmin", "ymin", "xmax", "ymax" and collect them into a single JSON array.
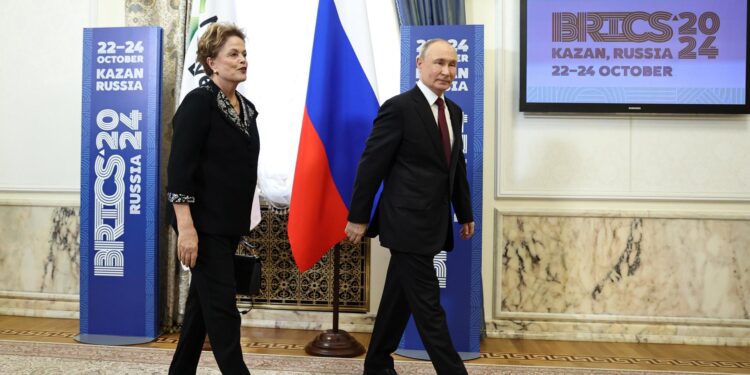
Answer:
[{"xmin": 304, "ymin": 0, "xmax": 380, "ymax": 209}]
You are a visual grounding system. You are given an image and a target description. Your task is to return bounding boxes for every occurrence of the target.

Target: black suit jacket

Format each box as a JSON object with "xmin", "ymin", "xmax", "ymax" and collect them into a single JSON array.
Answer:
[
  {"xmin": 348, "ymin": 86, "xmax": 473, "ymax": 255},
  {"xmin": 167, "ymin": 82, "xmax": 260, "ymax": 236}
]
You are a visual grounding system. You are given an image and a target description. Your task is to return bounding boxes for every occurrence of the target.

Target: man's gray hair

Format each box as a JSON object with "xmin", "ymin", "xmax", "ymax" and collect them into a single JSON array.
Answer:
[{"xmin": 418, "ymin": 38, "xmax": 451, "ymax": 59}]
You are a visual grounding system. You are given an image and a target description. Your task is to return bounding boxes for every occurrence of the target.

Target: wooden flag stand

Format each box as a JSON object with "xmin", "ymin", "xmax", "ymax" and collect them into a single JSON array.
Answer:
[{"xmin": 305, "ymin": 245, "xmax": 366, "ymax": 357}]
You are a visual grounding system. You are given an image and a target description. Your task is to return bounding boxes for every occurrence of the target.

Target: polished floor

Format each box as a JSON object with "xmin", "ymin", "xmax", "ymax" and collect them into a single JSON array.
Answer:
[{"xmin": 0, "ymin": 316, "xmax": 748, "ymax": 374}]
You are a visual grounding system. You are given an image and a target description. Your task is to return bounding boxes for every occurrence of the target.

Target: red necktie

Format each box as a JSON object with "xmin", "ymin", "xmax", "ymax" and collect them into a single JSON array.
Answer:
[{"xmin": 436, "ymin": 97, "xmax": 451, "ymax": 165}]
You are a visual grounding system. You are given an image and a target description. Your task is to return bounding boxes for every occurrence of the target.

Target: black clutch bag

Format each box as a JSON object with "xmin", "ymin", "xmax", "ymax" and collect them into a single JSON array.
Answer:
[{"xmin": 234, "ymin": 253, "xmax": 261, "ymax": 297}]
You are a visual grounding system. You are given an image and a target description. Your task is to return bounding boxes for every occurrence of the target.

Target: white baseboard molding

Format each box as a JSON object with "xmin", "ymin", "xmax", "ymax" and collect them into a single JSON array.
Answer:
[
  {"xmin": 486, "ymin": 316, "xmax": 750, "ymax": 346},
  {"xmin": 239, "ymin": 309, "xmax": 376, "ymax": 333},
  {"xmin": 0, "ymin": 291, "xmax": 79, "ymax": 320},
  {"xmin": 0, "ymin": 187, "xmax": 80, "ymax": 207}
]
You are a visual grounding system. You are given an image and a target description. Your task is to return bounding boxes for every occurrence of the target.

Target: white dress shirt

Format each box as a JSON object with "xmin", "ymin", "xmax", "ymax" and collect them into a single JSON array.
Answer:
[{"xmin": 416, "ymin": 80, "xmax": 454, "ymax": 146}]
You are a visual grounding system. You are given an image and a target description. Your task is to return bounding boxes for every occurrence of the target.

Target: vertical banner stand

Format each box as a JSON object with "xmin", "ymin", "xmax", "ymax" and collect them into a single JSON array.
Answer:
[{"xmin": 77, "ymin": 26, "xmax": 162, "ymax": 345}]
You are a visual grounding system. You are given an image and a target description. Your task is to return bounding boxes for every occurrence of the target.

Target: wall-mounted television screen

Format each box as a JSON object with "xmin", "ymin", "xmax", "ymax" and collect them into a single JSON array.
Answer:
[{"xmin": 520, "ymin": 0, "xmax": 750, "ymax": 114}]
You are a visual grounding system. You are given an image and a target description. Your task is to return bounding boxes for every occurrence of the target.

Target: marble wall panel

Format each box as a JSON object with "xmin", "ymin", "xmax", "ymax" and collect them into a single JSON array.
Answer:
[
  {"xmin": 499, "ymin": 215, "xmax": 750, "ymax": 320},
  {"xmin": 0, "ymin": 206, "xmax": 79, "ymax": 295}
]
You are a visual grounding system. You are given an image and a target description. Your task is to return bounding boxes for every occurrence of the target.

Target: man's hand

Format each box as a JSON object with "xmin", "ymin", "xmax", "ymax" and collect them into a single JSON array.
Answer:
[
  {"xmin": 177, "ymin": 225, "xmax": 199, "ymax": 268},
  {"xmin": 345, "ymin": 221, "xmax": 368, "ymax": 244},
  {"xmin": 460, "ymin": 221, "xmax": 475, "ymax": 240}
]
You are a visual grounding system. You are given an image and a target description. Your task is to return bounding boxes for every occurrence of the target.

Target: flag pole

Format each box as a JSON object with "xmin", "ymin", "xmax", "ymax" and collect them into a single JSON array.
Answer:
[
  {"xmin": 332, "ymin": 243, "xmax": 341, "ymax": 332},
  {"xmin": 304, "ymin": 243, "xmax": 365, "ymax": 357}
]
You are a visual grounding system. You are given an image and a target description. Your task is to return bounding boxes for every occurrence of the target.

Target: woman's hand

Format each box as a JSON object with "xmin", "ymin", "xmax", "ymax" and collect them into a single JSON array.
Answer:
[
  {"xmin": 177, "ymin": 225, "xmax": 199, "ymax": 268},
  {"xmin": 173, "ymin": 202, "xmax": 198, "ymax": 268}
]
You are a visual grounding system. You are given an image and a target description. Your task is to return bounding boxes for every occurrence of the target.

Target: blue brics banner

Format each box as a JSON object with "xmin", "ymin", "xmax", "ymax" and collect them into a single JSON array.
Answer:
[
  {"xmin": 397, "ymin": 25, "xmax": 484, "ymax": 360},
  {"xmin": 79, "ymin": 26, "xmax": 162, "ymax": 344}
]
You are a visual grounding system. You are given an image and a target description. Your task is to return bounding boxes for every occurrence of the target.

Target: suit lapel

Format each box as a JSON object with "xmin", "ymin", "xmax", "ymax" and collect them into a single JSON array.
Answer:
[
  {"xmin": 447, "ymin": 98, "xmax": 463, "ymax": 167},
  {"xmin": 206, "ymin": 81, "xmax": 254, "ymax": 143},
  {"xmin": 217, "ymin": 97, "xmax": 255, "ymax": 143},
  {"xmin": 408, "ymin": 87, "xmax": 446, "ymax": 165}
]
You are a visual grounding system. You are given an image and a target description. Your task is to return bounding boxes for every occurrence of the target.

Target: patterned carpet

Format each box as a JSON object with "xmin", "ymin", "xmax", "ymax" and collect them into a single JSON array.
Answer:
[{"xmin": 0, "ymin": 339, "xmax": 720, "ymax": 375}]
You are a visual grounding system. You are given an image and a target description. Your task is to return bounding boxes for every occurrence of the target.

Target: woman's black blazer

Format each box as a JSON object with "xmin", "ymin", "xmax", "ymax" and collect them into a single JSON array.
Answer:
[{"xmin": 167, "ymin": 82, "xmax": 260, "ymax": 236}]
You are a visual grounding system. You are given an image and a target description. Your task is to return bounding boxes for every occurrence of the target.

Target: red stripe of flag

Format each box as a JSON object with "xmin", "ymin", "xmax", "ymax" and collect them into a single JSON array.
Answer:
[{"xmin": 288, "ymin": 109, "xmax": 349, "ymax": 272}]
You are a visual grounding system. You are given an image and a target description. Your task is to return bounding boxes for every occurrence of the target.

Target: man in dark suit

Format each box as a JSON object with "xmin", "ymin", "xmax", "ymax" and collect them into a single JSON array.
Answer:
[{"xmin": 345, "ymin": 38, "xmax": 474, "ymax": 375}]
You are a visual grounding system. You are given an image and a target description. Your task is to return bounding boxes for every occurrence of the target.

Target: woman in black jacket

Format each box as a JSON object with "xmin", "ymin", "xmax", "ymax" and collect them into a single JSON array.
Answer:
[{"xmin": 167, "ymin": 22, "xmax": 259, "ymax": 375}]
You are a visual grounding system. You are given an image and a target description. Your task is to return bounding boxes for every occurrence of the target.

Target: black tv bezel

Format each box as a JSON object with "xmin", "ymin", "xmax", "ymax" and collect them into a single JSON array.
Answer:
[{"xmin": 519, "ymin": 0, "xmax": 750, "ymax": 114}]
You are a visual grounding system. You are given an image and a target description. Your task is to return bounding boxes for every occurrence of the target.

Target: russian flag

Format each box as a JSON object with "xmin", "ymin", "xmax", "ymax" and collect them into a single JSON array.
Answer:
[{"xmin": 288, "ymin": 0, "xmax": 380, "ymax": 272}]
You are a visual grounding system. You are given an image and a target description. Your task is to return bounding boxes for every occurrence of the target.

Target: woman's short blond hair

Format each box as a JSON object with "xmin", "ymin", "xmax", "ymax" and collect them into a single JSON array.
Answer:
[{"xmin": 197, "ymin": 22, "xmax": 246, "ymax": 76}]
